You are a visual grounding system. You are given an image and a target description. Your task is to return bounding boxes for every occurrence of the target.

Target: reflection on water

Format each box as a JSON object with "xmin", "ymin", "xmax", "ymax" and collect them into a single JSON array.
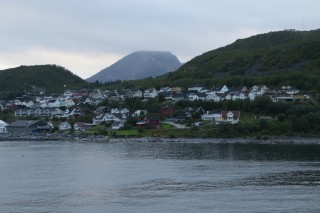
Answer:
[
  {"xmin": 123, "ymin": 142, "xmax": 320, "ymax": 161},
  {"xmin": 0, "ymin": 141, "xmax": 319, "ymax": 212}
]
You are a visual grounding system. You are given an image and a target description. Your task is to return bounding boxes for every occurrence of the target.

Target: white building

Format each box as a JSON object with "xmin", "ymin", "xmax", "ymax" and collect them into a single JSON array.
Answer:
[
  {"xmin": 59, "ymin": 122, "xmax": 72, "ymax": 131},
  {"xmin": 201, "ymin": 111, "xmax": 222, "ymax": 121},
  {"xmin": 0, "ymin": 120, "xmax": 8, "ymax": 134},
  {"xmin": 144, "ymin": 88, "xmax": 158, "ymax": 98},
  {"xmin": 188, "ymin": 86, "xmax": 204, "ymax": 93},
  {"xmin": 219, "ymin": 85, "xmax": 229, "ymax": 93}
]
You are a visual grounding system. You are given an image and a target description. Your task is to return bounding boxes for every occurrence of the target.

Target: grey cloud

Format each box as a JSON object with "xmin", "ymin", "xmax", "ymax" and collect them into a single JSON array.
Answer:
[{"xmin": 1, "ymin": 0, "xmax": 319, "ymax": 77}]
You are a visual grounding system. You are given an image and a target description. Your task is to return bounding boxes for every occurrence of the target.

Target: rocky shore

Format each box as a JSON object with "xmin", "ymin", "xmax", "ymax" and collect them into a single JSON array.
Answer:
[
  {"xmin": 1, "ymin": 133, "xmax": 320, "ymax": 145},
  {"xmin": 0, "ymin": 133, "xmax": 110, "ymax": 142}
]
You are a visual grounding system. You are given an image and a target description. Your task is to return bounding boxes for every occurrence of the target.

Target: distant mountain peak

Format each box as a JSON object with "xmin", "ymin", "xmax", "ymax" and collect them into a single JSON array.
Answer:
[{"xmin": 86, "ymin": 51, "xmax": 181, "ymax": 82}]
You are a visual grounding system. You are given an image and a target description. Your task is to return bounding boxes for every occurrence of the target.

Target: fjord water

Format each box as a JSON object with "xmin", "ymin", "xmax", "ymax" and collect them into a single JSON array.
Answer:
[{"xmin": 0, "ymin": 141, "xmax": 319, "ymax": 213}]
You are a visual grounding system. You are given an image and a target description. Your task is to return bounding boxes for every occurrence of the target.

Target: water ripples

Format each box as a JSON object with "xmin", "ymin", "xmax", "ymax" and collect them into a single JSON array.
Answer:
[{"xmin": 119, "ymin": 170, "xmax": 320, "ymax": 198}]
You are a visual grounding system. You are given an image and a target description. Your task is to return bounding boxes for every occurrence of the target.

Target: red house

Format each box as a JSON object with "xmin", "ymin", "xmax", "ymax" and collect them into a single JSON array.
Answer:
[
  {"xmin": 160, "ymin": 106, "xmax": 174, "ymax": 117},
  {"xmin": 136, "ymin": 118, "xmax": 160, "ymax": 128},
  {"xmin": 146, "ymin": 118, "xmax": 160, "ymax": 128}
]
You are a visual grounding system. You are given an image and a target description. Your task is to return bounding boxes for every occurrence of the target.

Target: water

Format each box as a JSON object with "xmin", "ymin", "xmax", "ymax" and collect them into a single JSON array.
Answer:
[{"xmin": 0, "ymin": 140, "xmax": 319, "ymax": 213}]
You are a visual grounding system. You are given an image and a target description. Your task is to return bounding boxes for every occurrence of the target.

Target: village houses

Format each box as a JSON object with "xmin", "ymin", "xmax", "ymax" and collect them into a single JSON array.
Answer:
[{"xmin": 0, "ymin": 83, "xmax": 312, "ymax": 133}]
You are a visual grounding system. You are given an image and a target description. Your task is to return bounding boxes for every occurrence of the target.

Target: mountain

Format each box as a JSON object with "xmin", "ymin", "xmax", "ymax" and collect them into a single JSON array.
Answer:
[
  {"xmin": 86, "ymin": 51, "xmax": 182, "ymax": 82},
  {"xmin": 0, "ymin": 65, "xmax": 87, "ymax": 98},
  {"xmin": 105, "ymin": 29, "xmax": 320, "ymax": 91}
]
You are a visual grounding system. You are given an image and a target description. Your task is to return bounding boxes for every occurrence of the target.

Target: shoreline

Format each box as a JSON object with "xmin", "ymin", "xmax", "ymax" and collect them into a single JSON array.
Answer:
[{"xmin": 1, "ymin": 133, "xmax": 320, "ymax": 145}]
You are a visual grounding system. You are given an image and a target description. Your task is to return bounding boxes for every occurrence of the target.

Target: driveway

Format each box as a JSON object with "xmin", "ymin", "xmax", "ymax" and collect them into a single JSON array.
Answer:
[{"xmin": 162, "ymin": 121, "xmax": 188, "ymax": 129}]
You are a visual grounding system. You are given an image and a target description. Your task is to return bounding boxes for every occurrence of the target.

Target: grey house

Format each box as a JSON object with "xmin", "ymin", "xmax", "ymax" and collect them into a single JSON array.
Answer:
[{"xmin": 7, "ymin": 120, "xmax": 49, "ymax": 134}]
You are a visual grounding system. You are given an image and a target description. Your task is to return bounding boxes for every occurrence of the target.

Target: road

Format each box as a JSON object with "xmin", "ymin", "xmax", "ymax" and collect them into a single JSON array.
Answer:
[{"xmin": 162, "ymin": 121, "xmax": 188, "ymax": 129}]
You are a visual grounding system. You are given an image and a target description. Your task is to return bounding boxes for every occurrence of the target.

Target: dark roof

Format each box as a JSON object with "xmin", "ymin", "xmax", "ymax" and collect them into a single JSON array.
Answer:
[
  {"xmin": 8, "ymin": 120, "xmax": 47, "ymax": 127},
  {"xmin": 37, "ymin": 125, "xmax": 52, "ymax": 130},
  {"xmin": 78, "ymin": 96, "xmax": 90, "ymax": 103}
]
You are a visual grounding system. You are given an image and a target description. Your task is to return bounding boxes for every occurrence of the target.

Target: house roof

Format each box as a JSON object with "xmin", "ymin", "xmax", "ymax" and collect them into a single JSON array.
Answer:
[
  {"xmin": 37, "ymin": 125, "xmax": 52, "ymax": 130},
  {"xmin": 8, "ymin": 120, "xmax": 46, "ymax": 127},
  {"xmin": 184, "ymin": 107, "xmax": 204, "ymax": 113},
  {"xmin": 0, "ymin": 120, "xmax": 8, "ymax": 126},
  {"xmin": 221, "ymin": 111, "xmax": 241, "ymax": 119},
  {"xmin": 160, "ymin": 106, "xmax": 172, "ymax": 110},
  {"xmin": 59, "ymin": 121, "xmax": 70, "ymax": 126},
  {"xmin": 74, "ymin": 122, "xmax": 86, "ymax": 127}
]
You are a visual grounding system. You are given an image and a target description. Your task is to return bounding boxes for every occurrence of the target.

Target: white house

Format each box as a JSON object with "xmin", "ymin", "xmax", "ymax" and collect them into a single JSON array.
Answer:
[
  {"xmin": 112, "ymin": 121, "xmax": 125, "ymax": 130},
  {"xmin": 25, "ymin": 100, "xmax": 35, "ymax": 108},
  {"xmin": 248, "ymin": 91, "xmax": 257, "ymax": 101},
  {"xmin": 0, "ymin": 120, "xmax": 8, "ymax": 134},
  {"xmin": 201, "ymin": 111, "xmax": 222, "ymax": 121},
  {"xmin": 59, "ymin": 122, "xmax": 72, "ymax": 131},
  {"xmin": 62, "ymin": 109, "xmax": 71, "ymax": 117},
  {"xmin": 187, "ymin": 93, "xmax": 200, "ymax": 101},
  {"xmin": 120, "ymin": 108, "xmax": 130, "ymax": 114},
  {"xmin": 40, "ymin": 102, "xmax": 48, "ymax": 108},
  {"xmin": 144, "ymin": 88, "xmax": 158, "ymax": 98},
  {"xmin": 63, "ymin": 90, "xmax": 73, "ymax": 97},
  {"xmin": 132, "ymin": 90, "xmax": 143, "ymax": 98},
  {"xmin": 132, "ymin": 110, "xmax": 148, "ymax": 117},
  {"xmin": 249, "ymin": 85, "xmax": 269, "ymax": 97},
  {"xmin": 101, "ymin": 113, "xmax": 122, "ymax": 123},
  {"xmin": 206, "ymin": 93, "xmax": 222, "ymax": 102},
  {"xmin": 69, "ymin": 108, "xmax": 83, "ymax": 117},
  {"xmin": 93, "ymin": 113, "xmax": 105, "ymax": 125},
  {"xmin": 111, "ymin": 108, "xmax": 120, "ymax": 114},
  {"xmin": 48, "ymin": 99, "xmax": 61, "ymax": 108},
  {"xmin": 219, "ymin": 85, "xmax": 229, "ymax": 93},
  {"xmin": 232, "ymin": 92, "xmax": 248, "ymax": 100},
  {"xmin": 188, "ymin": 86, "xmax": 204, "ymax": 93},
  {"xmin": 221, "ymin": 111, "xmax": 240, "ymax": 124},
  {"xmin": 280, "ymin": 86, "xmax": 299, "ymax": 95},
  {"xmin": 224, "ymin": 94, "xmax": 232, "ymax": 101},
  {"xmin": 74, "ymin": 122, "xmax": 86, "ymax": 132},
  {"xmin": 90, "ymin": 89, "xmax": 105, "ymax": 99},
  {"xmin": 64, "ymin": 99, "xmax": 75, "ymax": 107},
  {"xmin": 171, "ymin": 87, "xmax": 182, "ymax": 93},
  {"xmin": 160, "ymin": 87, "xmax": 171, "ymax": 92},
  {"xmin": 49, "ymin": 108, "xmax": 63, "ymax": 117},
  {"xmin": 13, "ymin": 99, "xmax": 22, "ymax": 106}
]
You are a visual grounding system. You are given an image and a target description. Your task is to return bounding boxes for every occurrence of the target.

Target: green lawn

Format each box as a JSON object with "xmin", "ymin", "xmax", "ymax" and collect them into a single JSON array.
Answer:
[
  {"xmin": 160, "ymin": 123, "xmax": 176, "ymax": 129},
  {"xmin": 115, "ymin": 129, "xmax": 140, "ymax": 136}
]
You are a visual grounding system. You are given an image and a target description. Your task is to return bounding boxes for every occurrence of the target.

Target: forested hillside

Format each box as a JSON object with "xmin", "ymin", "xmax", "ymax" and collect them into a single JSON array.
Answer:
[{"xmin": 0, "ymin": 65, "xmax": 87, "ymax": 98}]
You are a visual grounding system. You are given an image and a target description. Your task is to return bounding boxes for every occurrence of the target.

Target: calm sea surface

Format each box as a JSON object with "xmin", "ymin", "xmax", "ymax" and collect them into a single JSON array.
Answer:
[{"xmin": 0, "ymin": 140, "xmax": 319, "ymax": 213}]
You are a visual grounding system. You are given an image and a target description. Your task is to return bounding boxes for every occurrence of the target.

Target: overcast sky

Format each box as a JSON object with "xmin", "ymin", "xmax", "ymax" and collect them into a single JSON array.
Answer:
[{"xmin": 0, "ymin": 0, "xmax": 319, "ymax": 79}]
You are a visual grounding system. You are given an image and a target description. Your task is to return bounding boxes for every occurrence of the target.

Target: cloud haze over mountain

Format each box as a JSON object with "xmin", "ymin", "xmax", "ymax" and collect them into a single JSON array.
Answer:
[{"xmin": 0, "ymin": 0, "xmax": 319, "ymax": 78}]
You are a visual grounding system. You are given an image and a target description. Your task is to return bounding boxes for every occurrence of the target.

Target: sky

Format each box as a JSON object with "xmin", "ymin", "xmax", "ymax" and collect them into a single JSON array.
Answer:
[{"xmin": 0, "ymin": 0, "xmax": 319, "ymax": 79}]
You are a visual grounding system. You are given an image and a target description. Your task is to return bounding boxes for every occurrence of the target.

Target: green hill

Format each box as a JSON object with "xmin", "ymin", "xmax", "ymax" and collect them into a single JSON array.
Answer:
[
  {"xmin": 0, "ymin": 65, "xmax": 87, "ymax": 98},
  {"xmin": 105, "ymin": 29, "xmax": 320, "ymax": 92},
  {"xmin": 176, "ymin": 29, "xmax": 320, "ymax": 79}
]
